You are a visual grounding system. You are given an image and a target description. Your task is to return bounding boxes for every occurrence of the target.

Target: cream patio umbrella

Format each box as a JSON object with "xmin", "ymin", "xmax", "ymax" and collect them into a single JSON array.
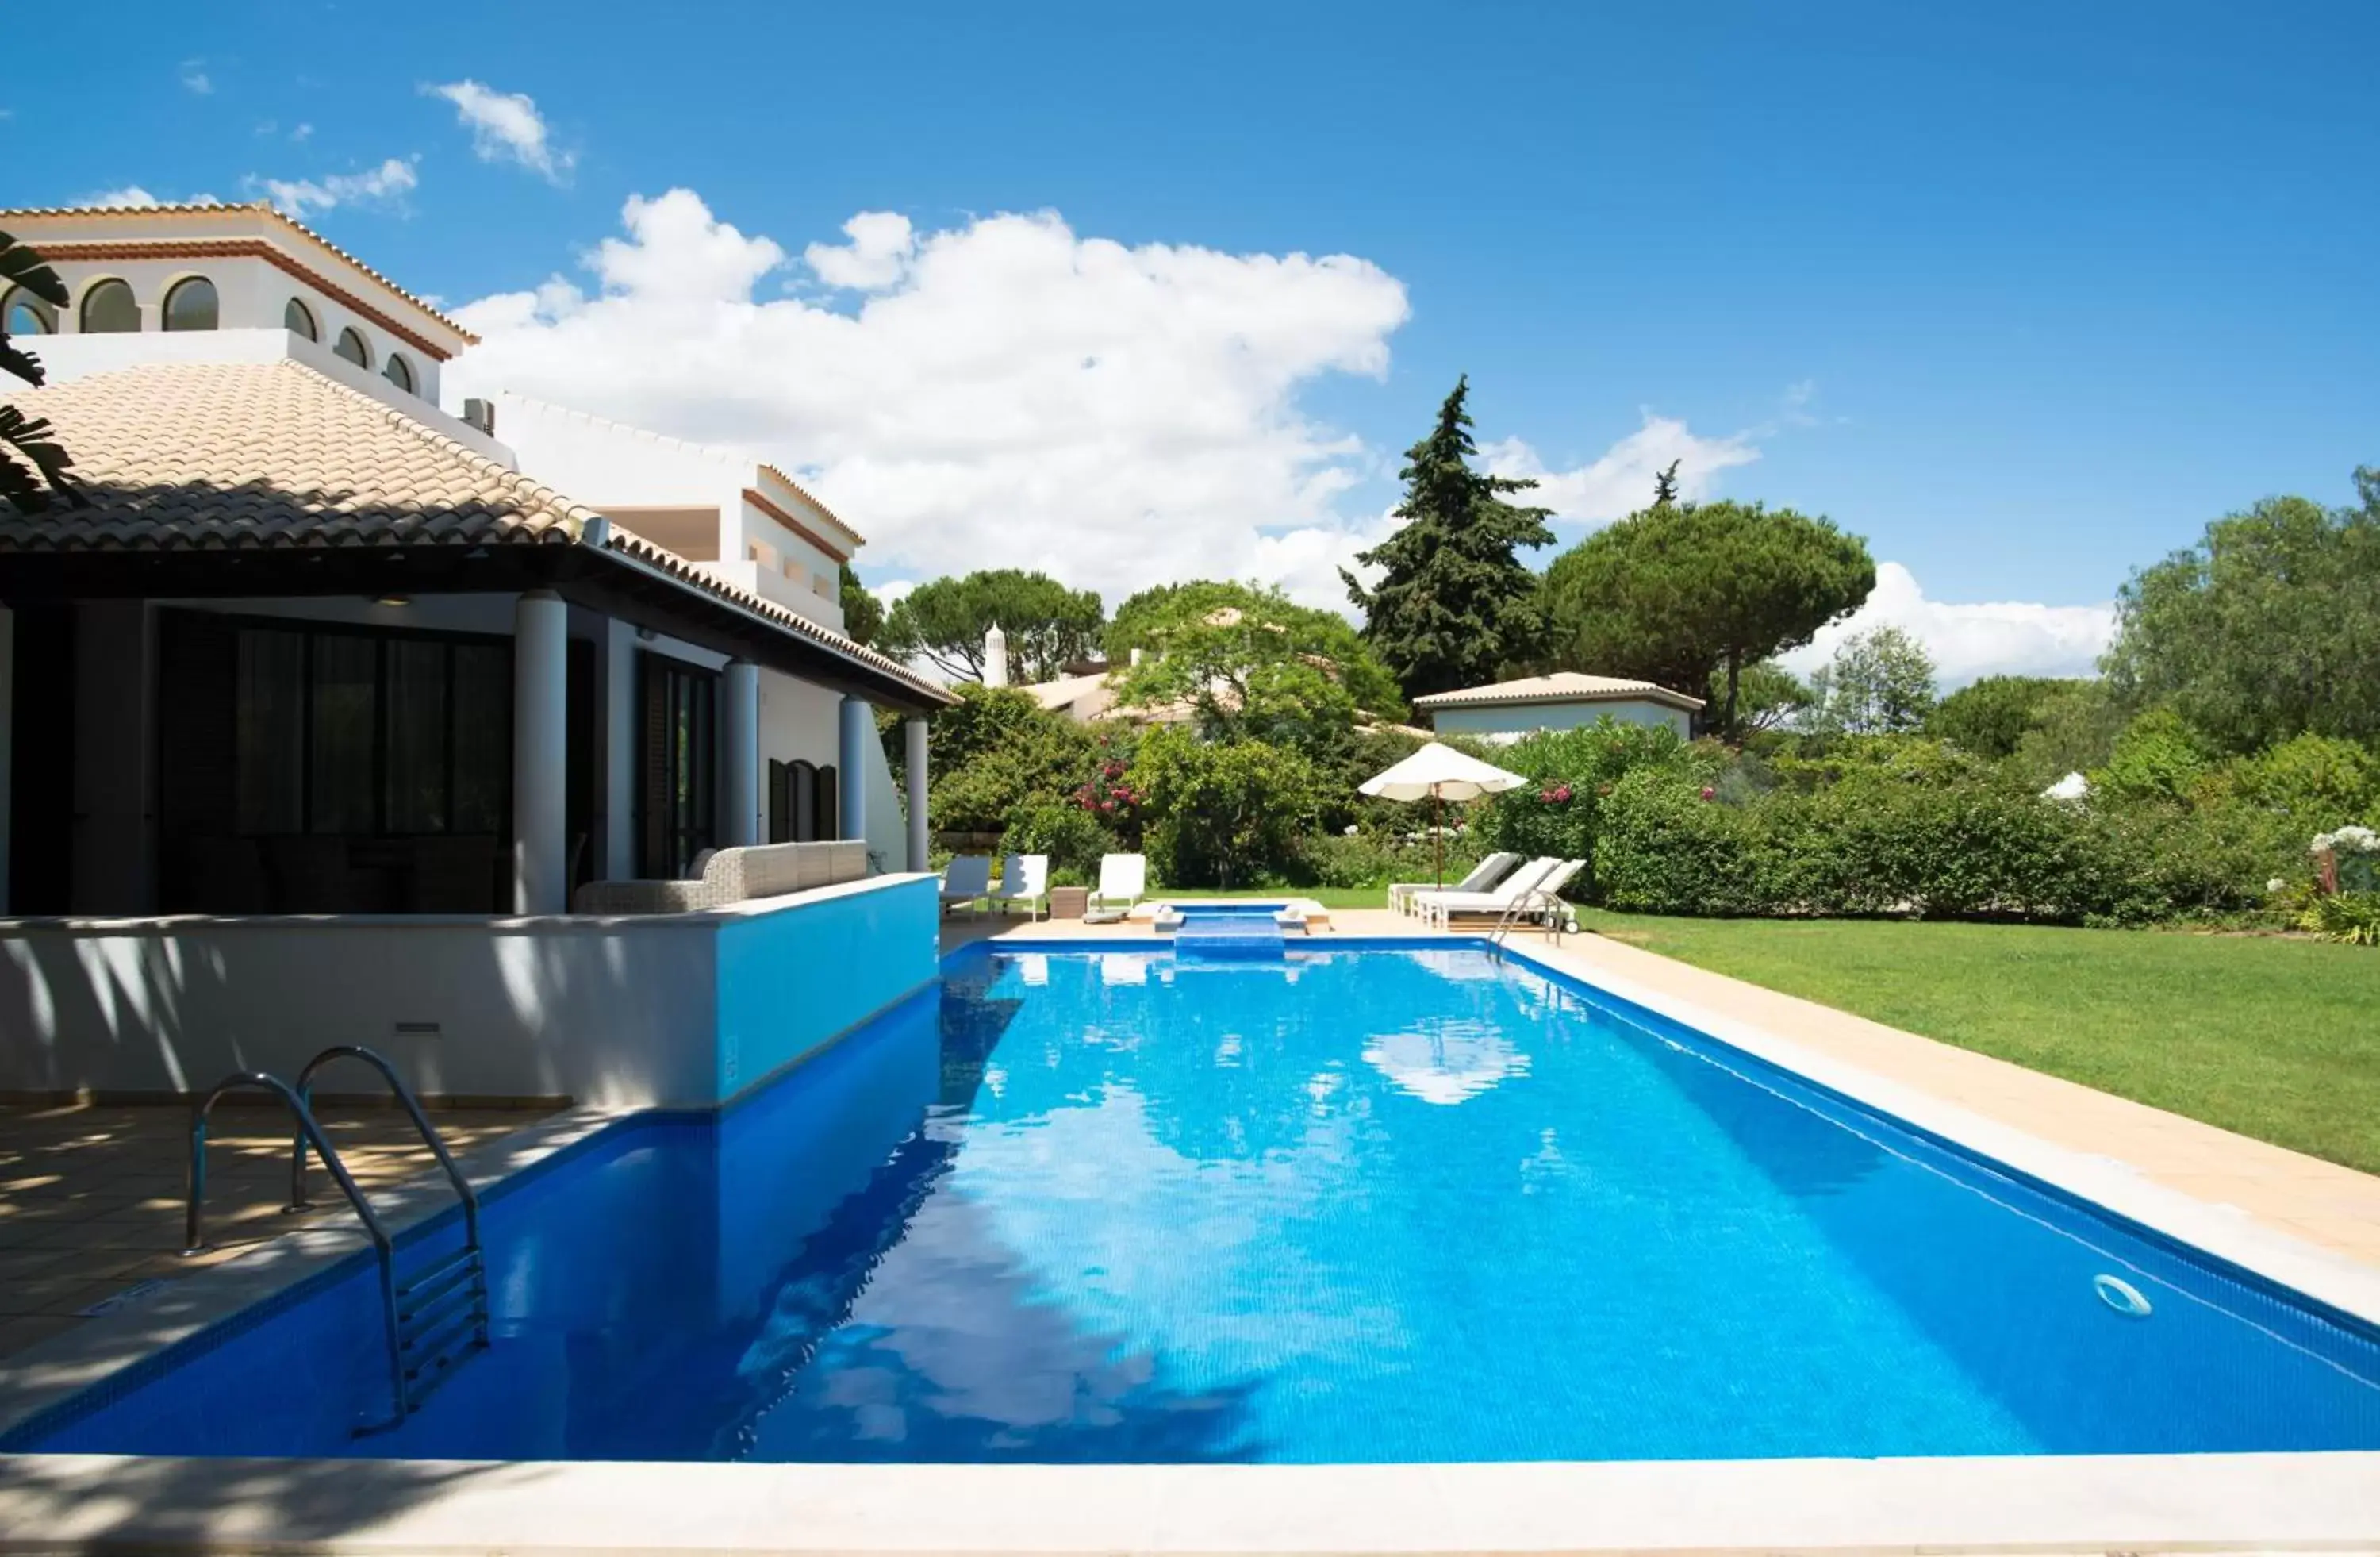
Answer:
[{"xmin": 1358, "ymin": 742, "xmax": 1528, "ymax": 888}]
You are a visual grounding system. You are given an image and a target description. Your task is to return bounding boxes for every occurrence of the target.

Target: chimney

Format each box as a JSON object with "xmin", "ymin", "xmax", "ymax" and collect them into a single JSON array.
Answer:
[
  {"xmin": 462, "ymin": 398, "xmax": 497, "ymax": 436},
  {"xmin": 984, "ymin": 622, "xmax": 1009, "ymax": 688}
]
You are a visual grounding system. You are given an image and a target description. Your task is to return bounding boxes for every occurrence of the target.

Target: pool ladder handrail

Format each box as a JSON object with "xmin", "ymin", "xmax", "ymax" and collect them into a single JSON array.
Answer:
[
  {"xmin": 183, "ymin": 1070, "xmax": 409, "ymax": 1428},
  {"xmin": 1487, "ymin": 886, "xmax": 1571, "ymax": 955},
  {"xmin": 182, "ymin": 1046, "xmax": 489, "ymax": 1431},
  {"xmin": 290, "ymin": 1045, "xmax": 491, "ymax": 1427}
]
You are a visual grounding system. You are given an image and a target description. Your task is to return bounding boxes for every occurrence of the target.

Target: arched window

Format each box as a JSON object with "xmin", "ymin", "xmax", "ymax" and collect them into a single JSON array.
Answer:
[
  {"xmin": 1, "ymin": 286, "xmax": 56, "ymax": 336},
  {"xmin": 162, "ymin": 276, "xmax": 219, "ymax": 332},
  {"xmin": 284, "ymin": 298, "xmax": 318, "ymax": 340},
  {"xmin": 382, "ymin": 353, "xmax": 415, "ymax": 394},
  {"xmin": 79, "ymin": 278, "xmax": 140, "ymax": 333},
  {"xmin": 332, "ymin": 327, "xmax": 370, "ymax": 367}
]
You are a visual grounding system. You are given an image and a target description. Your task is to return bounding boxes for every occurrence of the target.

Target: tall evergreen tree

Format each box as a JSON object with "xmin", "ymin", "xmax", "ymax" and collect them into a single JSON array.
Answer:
[{"xmin": 1342, "ymin": 377, "xmax": 1554, "ymax": 700}]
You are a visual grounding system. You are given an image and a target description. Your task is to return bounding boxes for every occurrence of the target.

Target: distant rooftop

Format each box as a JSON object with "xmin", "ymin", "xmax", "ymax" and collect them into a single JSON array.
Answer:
[{"xmin": 1412, "ymin": 671, "xmax": 1705, "ymax": 713}]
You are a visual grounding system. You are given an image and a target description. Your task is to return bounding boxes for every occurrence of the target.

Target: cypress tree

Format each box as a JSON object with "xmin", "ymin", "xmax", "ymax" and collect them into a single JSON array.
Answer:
[{"xmin": 1343, "ymin": 376, "xmax": 1554, "ymax": 701}]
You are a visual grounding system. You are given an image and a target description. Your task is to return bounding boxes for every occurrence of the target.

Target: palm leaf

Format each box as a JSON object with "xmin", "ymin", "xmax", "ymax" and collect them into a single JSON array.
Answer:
[
  {"xmin": 0, "ymin": 401, "xmax": 83, "ymax": 514},
  {"xmin": 0, "ymin": 229, "xmax": 68, "ymax": 307}
]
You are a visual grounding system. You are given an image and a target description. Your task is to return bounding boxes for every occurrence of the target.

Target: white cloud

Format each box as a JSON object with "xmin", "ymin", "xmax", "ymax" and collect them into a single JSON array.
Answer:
[
  {"xmin": 79, "ymin": 186, "xmax": 161, "ymax": 209},
  {"xmin": 292, "ymin": 122, "xmax": 314, "ymax": 143},
  {"xmin": 1481, "ymin": 414, "xmax": 1764, "ymax": 526},
  {"xmin": 451, "ymin": 190, "xmax": 1413, "ymax": 613},
  {"xmin": 427, "ymin": 80, "xmax": 571, "ymax": 183},
  {"xmin": 179, "ymin": 60, "xmax": 212, "ymax": 95},
  {"xmin": 1783, "ymin": 562, "xmax": 2116, "ymax": 688},
  {"xmin": 805, "ymin": 212, "xmax": 917, "ymax": 290},
  {"xmin": 254, "ymin": 157, "xmax": 419, "ymax": 218},
  {"xmin": 76, "ymin": 186, "xmax": 221, "ymax": 208}
]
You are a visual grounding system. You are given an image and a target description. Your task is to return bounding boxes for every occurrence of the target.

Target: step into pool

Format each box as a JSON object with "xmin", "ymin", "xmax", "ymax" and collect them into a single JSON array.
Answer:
[{"xmin": 12, "ymin": 944, "xmax": 2379, "ymax": 1463}]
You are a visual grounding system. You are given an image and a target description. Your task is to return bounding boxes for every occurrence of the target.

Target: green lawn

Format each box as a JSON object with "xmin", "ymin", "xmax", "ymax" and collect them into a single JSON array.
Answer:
[{"xmin": 1576, "ymin": 911, "xmax": 2380, "ymax": 1174}]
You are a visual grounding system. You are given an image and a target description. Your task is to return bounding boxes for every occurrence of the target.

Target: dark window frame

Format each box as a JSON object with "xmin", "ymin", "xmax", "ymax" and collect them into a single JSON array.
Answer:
[
  {"xmin": 638, "ymin": 652, "xmax": 719, "ymax": 878},
  {"xmin": 188, "ymin": 608, "xmax": 513, "ymax": 840}
]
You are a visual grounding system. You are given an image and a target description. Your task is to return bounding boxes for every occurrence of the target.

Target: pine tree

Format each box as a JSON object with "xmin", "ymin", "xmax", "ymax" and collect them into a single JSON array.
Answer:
[
  {"xmin": 1342, "ymin": 377, "xmax": 1554, "ymax": 700},
  {"xmin": 1652, "ymin": 459, "xmax": 1680, "ymax": 507}
]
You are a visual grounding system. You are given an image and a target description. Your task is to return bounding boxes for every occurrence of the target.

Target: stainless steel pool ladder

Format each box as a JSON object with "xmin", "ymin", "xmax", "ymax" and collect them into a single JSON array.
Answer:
[
  {"xmin": 1487, "ymin": 887, "xmax": 1571, "ymax": 955},
  {"xmin": 182, "ymin": 1045, "xmax": 489, "ymax": 1430}
]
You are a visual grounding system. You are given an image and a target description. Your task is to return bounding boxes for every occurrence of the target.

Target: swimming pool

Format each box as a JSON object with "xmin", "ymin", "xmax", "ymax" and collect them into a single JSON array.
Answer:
[{"xmin": 12, "ymin": 941, "xmax": 2380, "ymax": 1464}]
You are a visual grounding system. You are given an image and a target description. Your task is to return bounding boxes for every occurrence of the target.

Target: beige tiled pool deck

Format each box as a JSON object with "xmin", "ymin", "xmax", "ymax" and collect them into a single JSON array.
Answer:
[
  {"xmin": 0, "ymin": 1101, "xmax": 552, "ymax": 1366},
  {"xmin": 949, "ymin": 906, "xmax": 2380, "ymax": 1274}
]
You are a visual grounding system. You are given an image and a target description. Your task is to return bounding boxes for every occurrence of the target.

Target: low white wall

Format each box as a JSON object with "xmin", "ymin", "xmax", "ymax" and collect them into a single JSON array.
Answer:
[
  {"xmin": 0, "ymin": 875, "xmax": 941, "ymax": 1111},
  {"xmin": 1430, "ymin": 700, "xmax": 1692, "ymax": 741}
]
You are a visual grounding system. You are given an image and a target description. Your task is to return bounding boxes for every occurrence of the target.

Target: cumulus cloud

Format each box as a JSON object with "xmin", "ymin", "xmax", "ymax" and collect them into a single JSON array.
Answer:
[
  {"xmin": 450, "ymin": 190, "xmax": 1413, "ymax": 611},
  {"xmin": 804, "ymin": 212, "xmax": 917, "ymax": 290},
  {"xmin": 179, "ymin": 60, "xmax": 212, "ymax": 95},
  {"xmin": 426, "ymin": 80, "xmax": 572, "ymax": 183},
  {"xmin": 1481, "ymin": 414, "xmax": 1764, "ymax": 525},
  {"xmin": 1783, "ymin": 562, "xmax": 2116, "ymax": 688},
  {"xmin": 253, "ymin": 157, "xmax": 419, "ymax": 217}
]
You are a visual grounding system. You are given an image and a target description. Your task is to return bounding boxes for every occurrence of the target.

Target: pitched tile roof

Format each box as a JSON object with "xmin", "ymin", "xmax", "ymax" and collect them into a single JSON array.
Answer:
[
  {"xmin": 1411, "ymin": 671, "xmax": 1705, "ymax": 712},
  {"xmin": 0, "ymin": 359, "xmax": 597, "ymax": 551},
  {"xmin": 0, "ymin": 358, "xmax": 950, "ymax": 705}
]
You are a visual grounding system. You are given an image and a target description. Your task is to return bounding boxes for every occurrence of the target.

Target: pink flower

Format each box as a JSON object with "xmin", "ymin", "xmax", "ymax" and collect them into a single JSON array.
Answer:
[
  {"xmin": 1700, "ymin": 786, "xmax": 1717, "ymax": 802},
  {"xmin": 1100, "ymin": 799, "xmax": 1116, "ymax": 813}
]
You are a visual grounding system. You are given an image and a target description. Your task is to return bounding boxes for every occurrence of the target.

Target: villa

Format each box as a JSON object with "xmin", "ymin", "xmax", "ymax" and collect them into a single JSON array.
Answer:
[{"xmin": 0, "ymin": 202, "xmax": 953, "ymax": 1112}]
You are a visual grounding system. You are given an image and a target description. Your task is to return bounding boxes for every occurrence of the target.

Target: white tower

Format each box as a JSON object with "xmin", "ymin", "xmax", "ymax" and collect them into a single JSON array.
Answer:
[{"xmin": 984, "ymin": 621, "xmax": 1009, "ymax": 688}]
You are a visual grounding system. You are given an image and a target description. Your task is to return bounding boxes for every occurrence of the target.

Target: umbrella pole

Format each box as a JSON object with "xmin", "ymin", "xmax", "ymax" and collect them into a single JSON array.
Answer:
[{"xmin": 1434, "ymin": 786, "xmax": 1444, "ymax": 889}]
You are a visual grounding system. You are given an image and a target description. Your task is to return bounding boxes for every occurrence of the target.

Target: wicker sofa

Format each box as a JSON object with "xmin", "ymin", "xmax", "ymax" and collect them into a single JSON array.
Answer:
[{"xmin": 570, "ymin": 840, "xmax": 870, "ymax": 915}]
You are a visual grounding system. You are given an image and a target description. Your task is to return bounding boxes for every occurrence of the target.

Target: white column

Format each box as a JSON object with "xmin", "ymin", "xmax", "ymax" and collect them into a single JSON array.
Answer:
[
  {"xmin": 838, "ymin": 696, "xmax": 870, "ymax": 845},
  {"xmin": 512, "ymin": 590, "xmax": 568, "ymax": 914},
  {"xmin": 904, "ymin": 716, "xmax": 930, "ymax": 873},
  {"xmin": 722, "ymin": 659, "xmax": 761, "ymax": 847},
  {"xmin": 0, "ymin": 606, "xmax": 12, "ymax": 916}
]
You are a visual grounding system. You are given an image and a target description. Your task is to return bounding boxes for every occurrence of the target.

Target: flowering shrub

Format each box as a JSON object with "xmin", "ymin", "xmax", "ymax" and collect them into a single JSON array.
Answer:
[{"xmin": 2314, "ymin": 825, "xmax": 2380, "ymax": 894}]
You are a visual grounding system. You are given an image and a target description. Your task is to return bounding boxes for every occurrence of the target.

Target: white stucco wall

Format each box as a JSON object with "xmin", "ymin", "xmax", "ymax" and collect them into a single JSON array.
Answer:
[
  {"xmin": 1428, "ymin": 699, "xmax": 1694, "ymax": 742},
  {"xmin": 0, "ymin": 875, "xmax": 941, "ymax": 1110}
]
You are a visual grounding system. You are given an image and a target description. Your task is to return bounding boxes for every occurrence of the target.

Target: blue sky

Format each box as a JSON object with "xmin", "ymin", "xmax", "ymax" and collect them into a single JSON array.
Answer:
[{"xmin": 14, "ymin": 0, "xmax": 2378, "ymax": 679}]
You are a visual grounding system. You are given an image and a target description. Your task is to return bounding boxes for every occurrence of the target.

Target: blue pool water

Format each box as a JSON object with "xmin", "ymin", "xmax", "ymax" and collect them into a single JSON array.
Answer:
[{"xmin": 16, "ymin": 944, "xmax": 2380, "ymax": 1463}]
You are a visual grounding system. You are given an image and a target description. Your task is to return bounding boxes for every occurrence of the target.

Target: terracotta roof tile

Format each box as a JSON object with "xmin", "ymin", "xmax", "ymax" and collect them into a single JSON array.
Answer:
[{"xmin": 0, "ymin": 359, "xmax": 597, "ymax": 551}]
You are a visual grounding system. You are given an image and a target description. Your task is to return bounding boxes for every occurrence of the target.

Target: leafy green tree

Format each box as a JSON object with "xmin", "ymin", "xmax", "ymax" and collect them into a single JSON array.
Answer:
[
  {"xmin": 1342, "ymin": 376, "xmax": 1554, "ymax": 698},
  {"xmin": 838, "ymin": 564, "xmax": 884, "ymax": 644},
  {"xmin": 1540, "ymin": 498, "xmax": 1874, "ymax": 737},
  {"xmin": 2093, "ymin": 707, "xmax": 2212, "ymax": 804},
  {"xmin": 1806, "ymin": 626, "xmax": 1938, "ymax": 736},
  {"xmin": 1717, "ymin": 660, "xmax": 1812, "ymax": 736},
  {"xmin": 1926, "ymin": 675, "xmax": 2086, "ymax": 759},
  {"xmin": 1129, "ymin": 729, "xmax": 1319, "ymax": 887},
  {"xmin": 913, "ymin": 683, "xmax": 1104, "ymax": 834},
  {"xmin": 879, "ymin": 567, "xmax": 1104, "ymax": 683},
  {"xmin": 2006, "ymin": 680, "xmax": 2129, "ymax": 791},
  {"xmin": 1108, "ymin": 580, "xmax": 1403, "ymax": 748},
  {"xmin": 2103, "ymin": 477, "xmax": 2380, "ymax": 752},
  {"xmin": 1, "ymin": 229, "xmax": 81, "ymax": 514}
]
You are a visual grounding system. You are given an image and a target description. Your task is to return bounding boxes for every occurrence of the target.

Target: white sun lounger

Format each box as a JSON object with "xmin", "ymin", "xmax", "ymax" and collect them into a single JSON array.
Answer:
[
  {"xmin": 1409, "ymin": 856, "xmax": 1557, "ymax": 928},
  {"xmin": 1089, "ymin": 853, "xmax": 1146, "ymax": 921},
  {"xmin": 990, "ymin": 853, "xmax": 1050, "ymax": 919},
  {"xmin": 1423, "ymin": 857, "xmax": 1583, "ymax": 929},
  {"xmin": 1388, "ymin": 851, "xmax": 1522, "ymax": 915},
  {"xmin": 939, "ymin": 854, "xmax": 992, "ymax": 915}
]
